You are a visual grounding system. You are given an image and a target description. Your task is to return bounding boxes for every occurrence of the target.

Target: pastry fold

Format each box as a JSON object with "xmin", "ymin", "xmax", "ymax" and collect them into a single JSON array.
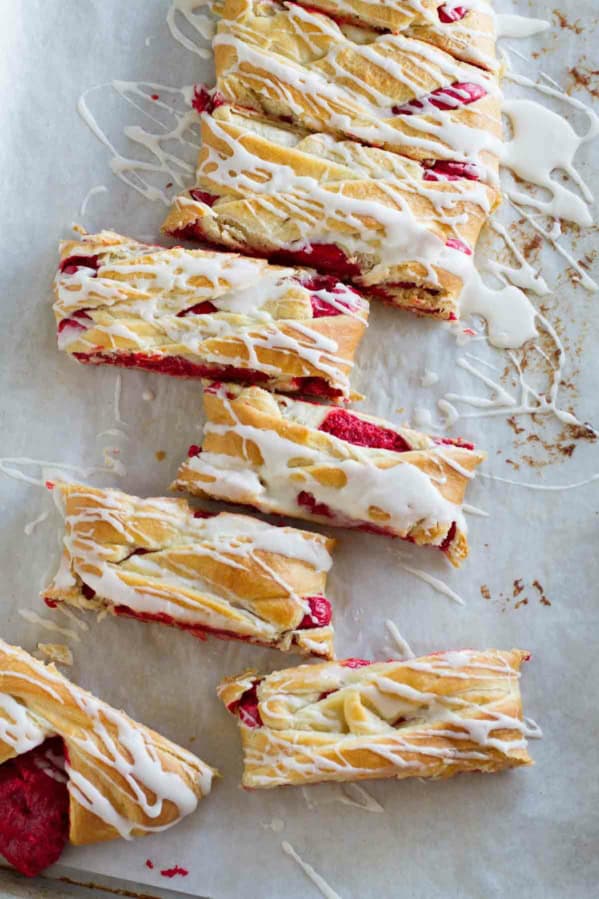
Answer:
[
  {"xmin": 218, "ymin": 649, "xmax": 533, "ymax": 788},
  {"xmin": 0, "ymin": 639, "xmax": 214, "ymax": 859},
  {"xmin": 54, "ymin": 231, "xmax": 368, "ymax": 401},
  {"xmin": 172, "ymin": 383, "xmax": 486, "ymax": 566},
  {"xmin": 163, "ymin": 104, "xmax": 498, "ymax": 320},
  {"xmin": 213, "ymin": 0, "xmax": 501, "ymax": 180},
  {"xmin": 44, "ymin": 483, "xmax": 336, "ymax": 658}
]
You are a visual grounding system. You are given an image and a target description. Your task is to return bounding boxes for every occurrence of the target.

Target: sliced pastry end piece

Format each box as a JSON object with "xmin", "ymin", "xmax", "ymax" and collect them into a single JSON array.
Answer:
[
  {"xmin": 54, "ymin": 230, "xmax": 368, "ymax": 402},
  {"xmin": 0, "ymin": 639, "xmax": 215, "ymax": 877},
  {"xmin": 172, "ymin": 383, "xmax": 485, "ymax": 566},
  {"xmin": 218, "ymin": 649, "xmax": 534, "ymax": 789},
  {"xmin": 43, "ymin": 482, "xmax": 336, "ymax": 659}
]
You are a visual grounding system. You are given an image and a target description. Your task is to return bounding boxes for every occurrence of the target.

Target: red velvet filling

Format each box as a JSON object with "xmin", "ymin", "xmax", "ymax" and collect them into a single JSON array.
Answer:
[
  {"xmin": 59, "ymin": 255, "xmax": 100, "ymax": 276},
  {"xmin": 291, "ymin": 377, "xmax": 343, "ymax": 399},
  {"xmin": 319, "ymin": 408, "xmax": 411, "ymax": 452},
  {"xmin": 229, "ymin": 684, "xmax": 263, "ymax": 728},
  {"xmin": 191, "ymin": 85, "xmax": 226, "ymax": 116},
  {"xmin": 445, "ymin": 236, "xmax": 472, "ymax": 255},
  {"xmin": 188, "ymin": 444, "xmax": 202, "ymax": 457},
  {"xmin": 310, "ymin": 295, "xmax": 344, "ymax": 318},
  {"xmin": 298, "ymin": 595, "xmax": 332, "ymax": 629},
  {"xmin": 57, "ymin": 310, "xmax": 93, "ymax": 334},
  {"xmin": 176, "ymin": 300, "xmax": 218, "ymax": 317},
  {"xmin": 392, "ymin": 81, "xmax": 487, "ymax": 115},
  {"xmin": 423, "ymin": 160, "xmax": 480, "ymax": 181},
  {"xmin": 434, "ymin": 436, "xmax": 475, "ymax": 451},
  {"xmin": 341, "ymin": 658, "xmax": 372, "ymax": 669},
  {"xmin": 271, "ymin": 244, "xmax": 362, "ymax": 279},
  {"xmin": 297, "ymin": 491, "xmax": 335, "ymax": 519},
  {"xmin": 439, "ymin": 521, "xmax": 458, "ymax": 552},
  {"xmin": 0, "ymin": 738, "xmax": 69, "ymax": 878},
  {"xmin": 437, "ymin": 3, "xmax": 468, "ymax": 23},
  {"xmin": 73, "ymin": 351, "xmax": 271, "ymax": 383},
  {"xmin": 189, "ymin": 188, "xmax": 219, "ymax": 207}
]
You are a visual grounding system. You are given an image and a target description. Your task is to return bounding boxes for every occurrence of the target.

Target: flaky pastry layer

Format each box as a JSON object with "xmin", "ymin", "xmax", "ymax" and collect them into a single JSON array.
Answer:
[
  {"xmin": 0, "ymin": 639, "xmax": 215, "ymax": 845},
  {"xmin": 163, "ymin": 104, "xmax": 499, "ymax": 321},
  {"xmin": 172, "ymin": 383, "xmax": 486, "ymax": 566},
  {"xmin": 54, "ymin": 230, "xmax": 368, "ymax": 401},
  {"xmin": 44, "ymin": 483, "xmax": 336, "ymax": 658},
  {"xmin": 218, "ymin": 649, "xmax": 533, "ymax": 788}
]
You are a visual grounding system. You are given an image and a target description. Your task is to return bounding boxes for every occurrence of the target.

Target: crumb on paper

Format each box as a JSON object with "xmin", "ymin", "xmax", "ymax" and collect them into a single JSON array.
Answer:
[
  {"xmin": 513, "ymin": 579, "xmax": 524, "ymax": 598},
  {"xmin": 145, "ymin": 859, "xmax": 154, "ymax": 870},
  {"xmin": 37, "ymin": 643, "xmax": 73, "ymax": 666},
  {"xmin": 533, "ymin": 579, "xmax": 552, "ymax": 606},
  {"xmin": 155, "ymin": 450, "xmax": 166, "ymax": 461},
  {"xmin": 480, "ymin": 585, "xmax": 491, "ymax": 600},
  {"xmin": 160, "ymin": 865, "xmax": 189, "ymax": 878},
  {"xmin": 553, "ymin": 10, "xmax": 583, "ymax": 34},
  {"xmin": 515, "ymin": 598, "xmax": 529, "ymax": 609}
]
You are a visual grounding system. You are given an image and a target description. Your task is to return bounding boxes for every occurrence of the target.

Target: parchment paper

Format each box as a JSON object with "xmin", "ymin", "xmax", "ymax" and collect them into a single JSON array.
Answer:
[{"xmin": 0, "ymin": 1, "xmax": 598, "ymax": 896}]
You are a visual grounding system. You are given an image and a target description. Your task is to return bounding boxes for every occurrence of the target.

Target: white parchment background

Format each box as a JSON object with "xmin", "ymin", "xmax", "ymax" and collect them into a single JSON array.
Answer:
[{"xmin": 0, "ymin": 1, "xmax": 598, "ymax": 897}]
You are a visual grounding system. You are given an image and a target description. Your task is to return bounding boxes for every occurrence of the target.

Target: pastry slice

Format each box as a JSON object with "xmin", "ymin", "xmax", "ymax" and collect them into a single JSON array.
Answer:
[
  {"xmin": 213, "ymin": 0, "xmax": 501, "ymax": 181},
  {"xmin": 44, "ymin": 483, "xmax": 336, "ymax": 658},
  {"xmin": 218, "ymin": 649, "xmax": 534, "ymax": 788},
  {"xmin": 172, "ymin": 383, "xmax": 486, "ymax": 566},
  {"xmin": 163, "ymin": 103, "xmax": 498, "ymax": 320},
  {"xmin": 54, "ymin": 231, "xmax": 368, "ymax": 402},
  {"xmin": 287, "ymin": 0, "xmax": 498, "ymax": 72},
  {"xmin": 0, "ymin": 639, "xmax": 214, "ymax": 877}
]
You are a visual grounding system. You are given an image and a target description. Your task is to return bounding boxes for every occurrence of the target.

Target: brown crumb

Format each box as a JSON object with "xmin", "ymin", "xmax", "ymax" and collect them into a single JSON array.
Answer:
[
  {"xmin": 507, "ymin": 416, "xmax": 525, "ymax": 436},
  {"xmin": 514, "ymin": 598, "xmax": 529, "ymax": 609},
  {"xmin": 155, "ymin": 450, "xmax": 167, "ymax": 461},
  {"xmin": 513, "ymin": 579, "xmax": 524, "ymax": 597},
  {"xmin": 480, "ymin": 585, "xmax": 491, "ymax": 600},
  {"xmin": 567, "ymin": 65, "xmax": 599, "ymax": 98},
  {"xmin": 553, "ymin": 12, "xmax": 583, "ymax": 33},
  {"xmin": 532, "ymin": 579, "xmax": 552, "ymax": 606},
  {"xmin": 505, "ymin": 459, "xmax": 520, "ymax": 470}
]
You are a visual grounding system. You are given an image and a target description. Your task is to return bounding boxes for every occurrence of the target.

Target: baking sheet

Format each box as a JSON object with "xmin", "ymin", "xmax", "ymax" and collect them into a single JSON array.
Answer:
[{"xmin": 1, "ymin": 0, "xmax": 598, "ymax": 896}]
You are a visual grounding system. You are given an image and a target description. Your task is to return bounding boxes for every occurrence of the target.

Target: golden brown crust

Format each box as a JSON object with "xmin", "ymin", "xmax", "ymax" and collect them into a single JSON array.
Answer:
[
  {"xmin": 44, "ymin": 482, "xmax": 336, "ymax": 658},
  {"xmin": 54, "ymin": 230, "xmax": 368, "ymax": 400},
  {"xmin": 0, "ymin": 639, "xmax": 215, "ymax": 845},
  {"xmin": 172, "ymin": 383, "xmax": 486, "ymax": 566},
  {"xmin": 218, "ymin": 650, "xmax": 533, "ymax": 788}
]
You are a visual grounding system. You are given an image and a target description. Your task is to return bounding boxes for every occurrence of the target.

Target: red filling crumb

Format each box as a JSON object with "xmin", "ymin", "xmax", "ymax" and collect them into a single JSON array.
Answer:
[
  {"xmin": 392, "ymin": 81, "xmax": 487, "ymax": 115},
  {"xmin": 297, "ymin": 491, "xmax": 335, "ymax": 519},
  {"xmin": 191, "ymin": 84, "xmax": 226, "ymax": 115},
  {"xmin": 189, "ymin": 188, "xmax": 219, "ymax": 207},
  {"xmin": 341, "ymin": 658, "xmax": 372, "ymax": 669},
  {"xmin": 44, "ymin": 598, "xmax": 59, "ymax": 609},
  {"xmin": 434, "ymin": 436, "xmax": 475, "ymax": 451},
  {"xmin": 445, "ymin": 236, "xmax": 472, "ymax": 255},
  {"xmin": 290, "ymin": 377, "xmax": 343, "ymax": 399},
  {"xmin": 81, "ymin": 583, "xmax": 96, "ymax": 600},
  {"xmin": 229, "ymin": 683, "xmax": 263, "ymax": 728},
  {"xmin": 0, "ymin": 738, "xmax": 69, "ymax": 878},
  {"xmin": 298, "ymin": 596, "xmax": 332, "ymax": 629},
  {"xmin": 319, "ymin": 408, "xmax": 411, "ymax": 452},
  {"xmin": 59, "ymin": 255, "xmax": 100, "ymax": 276},
  {"xmin": 310, "ymin": 295, "xmax": 345, "ymax": 318},
  {"xmin": 177, "ymin": 300, "xmax": 218, "ymax": 317},
  {"xmin": 437, "ymin": 3, "xmax": 468, "ymax": 22},
  {"xmin": 423, "ymin": 160, "xmax": 480, "ymax": 182},
  {"xmin": 192, "ymin": 508, "xmax": 215, "ymax": 518},
  {"xmin": 188, "ymin": 444, "xmax": 202, "ymax": 457},
  {"xmin": 145, "ymin": 859, "xmax": 154, "ymax": 869},
  {"xmin": 151, "ymin": 94, "xmax": 160, "ymax": 101},
  {"xmin": 160, "ymin": 865, "xmax": 189, "ymax": 878},
  {"xmin": 57, "ymin": 310, "xmax": 93, "ymax": 335}
]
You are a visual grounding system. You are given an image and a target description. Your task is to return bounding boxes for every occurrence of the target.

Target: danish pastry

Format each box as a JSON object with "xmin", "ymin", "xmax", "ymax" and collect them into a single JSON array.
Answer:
[
  {"xmin": 172, "ymin": 383, "xmax": 486, "ymax": 566},
  {"xmin": 54, "ymin": 230, "xmax": 368, "ymax": 401},
  {"xmin": 44, "ymin": 482, "xmax": 336, "ymax": 658},
  {"xmin": 218, "ymin": 649, "xmax": 533, "ymax": 788},
  {"xmin": 163, "ymin": 103, "xmax": 498, "ymax": 320},
  {"xmin": 0, "ymin": 639, "xmax": 214, "ymax": 877},
  {"xmin": 213, "ymin": 0, "xmax": 501, "ymax": 180}
]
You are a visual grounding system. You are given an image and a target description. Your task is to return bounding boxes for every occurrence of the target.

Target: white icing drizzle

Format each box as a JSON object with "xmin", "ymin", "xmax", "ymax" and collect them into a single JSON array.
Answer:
[
  {"xmin": 0, "ymin": 640, "xmax": 213, "ymax": 837},
  {"xmin": 24, "ymin": 510, "xmax": 49, "ymax": 536},
  {"xmin": 80, "ymin": 184, "xmax": 108, "ymax": 217},
  {"xmin": 0, "ymin": 694, "xmax": 49, "ymax": 756},
  {"xmin": 0, "ymin": 456, "xmax": 126, "ymax": 488},
  {"xmin": 462, "ymin": 503, "xmax": 489, "ymax": 518},
  {"xmin": 281, "ymin": 841, "xmax": 343, "ymax": 899},
  {"xmin": 495, "ymin": 15, "xmax": 549, "ymax": 39},
  {"xmin": 114, "ymin": 374, "xmax": 126, "ymax": 426},
  {"xmin": 302, "ymin": 783, "xmax": 384, "ymax": 814},
  {"xmin": 166, "ymin": 0, "xmax": 215, "ymax": 59},
  {"xmin": 18, "ymin": 609, "xmax": 81, "ymax": 643},
  {"xmin": 78, "ymin": 83, "xmax": 201, "ymax": 204},
  {"xmin": 395, "ymin": 559, "xmax": 464, "ymax": 605},
  {"xmin": 479, "ymin": 472, "xmax": 599, "ymax": 492},
  {"xmin": 385, "ymin": 620, "xmax": 415, "ymax": 659}
]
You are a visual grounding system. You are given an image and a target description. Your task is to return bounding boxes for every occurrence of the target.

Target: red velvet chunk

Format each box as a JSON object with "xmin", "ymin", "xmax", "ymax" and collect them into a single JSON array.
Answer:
[
  {"xmin": 57, "ymin": 310, "xmax": 93, "ymax": 334},
  {"xmin": 445, "ymin": 236, "xmax": 472, "ymax": 255},
  {"xmin": 298, "ymin": 595, "xmax": 332, "ymax": 629},
  {"xmin": 189, "ymin": 188, "xmax": 219, "ymax": 207},
  {"xmin": 291, "ymin": 377, "xmax": 343, "ymax": 399},
  {"xmin": 319, "ymin": 408, "xmax": 411, "ymax": 452},
  {"xmin": 434, "ymin": 436, "xmax": 475, "ymax": 451},
  {"xmin": 423, "ymin": 160, "xmax": 480, "ymax": 181},
  {"xmin": 191, "ymin": 85, "xmax": 226, "ymax": 115},
  {"xmin": 177, "ymin": 301, "xmax": 218, "ymax": 317},
  {"xmin": 81, "ymin": 583, "xmax": 96, "ymax": 600},
  {"xmin": 272, "ymin": 243, "xmax": 362, "ymax": 279},
  {"xmin": 0, "ymin": 738, "xmax": 69, "ymax": 878},
  {"xmin": 229, "ymin": 684, "xmax": 263, "ymax": 728},
  {"xmin": 59, "ymin": 255, "xmax": 100, "ymax": 275},
  {"xmin": 439, "ymin": 520, "xmax": 457, "ymax": 552},
  {"xmin": 188, "ymin": 445, "xmax": 202, "ymax": 457},
  {"xmin": 437, "ymin": 3, "xmax": 468, "ymax": 23},
  {"xmin": 392, "ymin": 81, "xmax": 487, "ymax": 116}
]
